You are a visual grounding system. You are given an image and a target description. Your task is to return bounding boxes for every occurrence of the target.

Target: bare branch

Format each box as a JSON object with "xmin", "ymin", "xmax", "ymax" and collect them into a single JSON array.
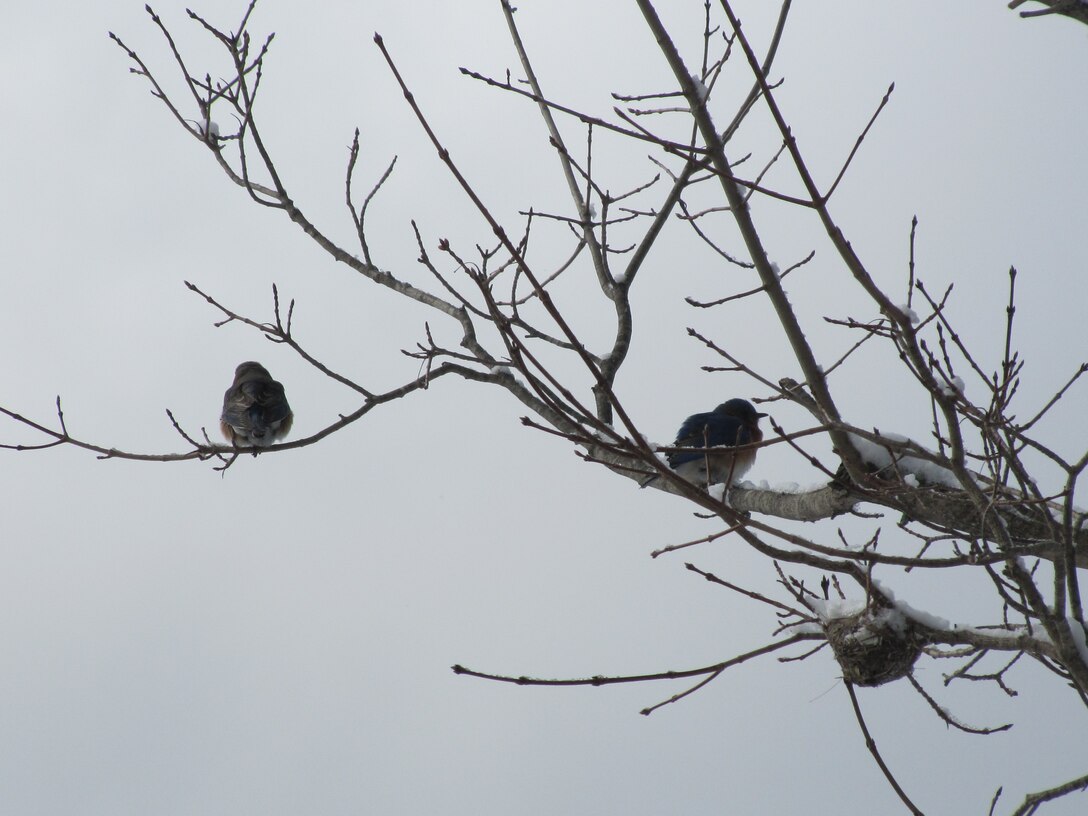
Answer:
[{"xmin": 844, "ymin": 682, "xmax": 925, "ymax": 816}]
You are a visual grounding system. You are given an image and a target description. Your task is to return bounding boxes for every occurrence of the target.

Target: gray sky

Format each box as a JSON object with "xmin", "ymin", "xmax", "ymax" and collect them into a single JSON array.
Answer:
[{"xmin": 2, "ymin": 2, "xmax": 1087, "ymax": 814}]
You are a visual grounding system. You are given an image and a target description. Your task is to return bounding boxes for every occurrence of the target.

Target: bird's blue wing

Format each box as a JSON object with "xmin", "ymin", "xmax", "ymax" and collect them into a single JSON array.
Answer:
[
  {"xmin": 251, "ymin": 380, "xmax": 291, "ymax": 425},
  {"xmin": 667, "ymin": 412, "xmax": 751, "ymax": 468},
  {"xmin": 222, "ymin": 380, "xmax": 290, "ymax": 432},
  {"xmin": 221, "ymin": 386, "xmax": 253, "ymax": 432}
]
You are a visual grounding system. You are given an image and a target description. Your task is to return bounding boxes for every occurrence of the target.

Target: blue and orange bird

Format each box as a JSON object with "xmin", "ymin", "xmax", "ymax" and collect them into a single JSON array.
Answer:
[
  {"xmin": 642, "ymin": 398, "xmax": 766, "ymax": 487},
  {"xmin": 220, "ymin": 361, "xmax": 293, "ymax": 448}
]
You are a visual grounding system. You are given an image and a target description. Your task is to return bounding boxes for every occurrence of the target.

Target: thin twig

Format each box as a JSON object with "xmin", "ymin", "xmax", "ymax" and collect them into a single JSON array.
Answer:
[{"xmin": 844, "ymin": 682, "xmax": 925, "ymax": 815}]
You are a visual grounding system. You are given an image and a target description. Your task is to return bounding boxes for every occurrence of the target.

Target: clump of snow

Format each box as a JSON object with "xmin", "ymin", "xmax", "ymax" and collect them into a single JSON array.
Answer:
[
  {"xmin": 1069, "ymin": 617, "xmax": 1088, "ymax": 667},
  {"xmin": 894, "ymin": 303, "xmax": 920, "ymax": 325},
  {"xmin": 196, "ymin": 118, "xmax": 220, "ymax": 138},
  {"xmin": 872, "ymin": 579, "xmax": 954, "ymax": 631},
  {"xmin": 690, "ymin": 74, "xmax": 710, "ymax": 103},
  {"xmin": 809, "ymin": 597, "xmax": 868, "ymax": 621},
  {"xmin": 903, "ymin": 473, "xmax": 919, "ymax": 487},
  {"xmin": 871, "ymin": 606, "xmax": 909, "ymax": 635},
  {"xmin": 848, "ymin": 431, "xmax": 962, "ymax": 489},
  {"xmin": 813, "ymin": 588, "xmax": 943, "ymax": 634},
  {"xmin": 764, "ymin": 480, "xmax": 831, "ymax": 495},
  {"xmin": 770, "ymin": 261, "xmax": 781, "ymax": 278},
  {"xmin": 787, "ymin": 621, "xmax": 824, "ymax": 636},
  {"xmin": 849, "ymin": 433, "xmax": 895, "ymax": 469},
  {"xmin": 938, "ymin": 375, "xmax": 965, "ymax": 397},
  {"xmin": 488, "ymin": 365, "xmax": 529, "ymax": 390}
]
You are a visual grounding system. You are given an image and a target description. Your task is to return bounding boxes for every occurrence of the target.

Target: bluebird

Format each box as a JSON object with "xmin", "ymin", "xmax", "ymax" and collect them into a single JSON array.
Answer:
[
  {"xmin": 642, "ymin": 398, "xmax": 766, "ymax": 487},
  {"xmin": 220, "ymin": 361, "xmax": 293, "ymax": 448}
]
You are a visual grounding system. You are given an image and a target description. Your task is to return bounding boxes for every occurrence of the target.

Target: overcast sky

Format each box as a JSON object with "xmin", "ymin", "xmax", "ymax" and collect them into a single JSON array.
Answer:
[{"xmin": 2, "ymin": 2, "xmax": 1087, "ymax": 814}]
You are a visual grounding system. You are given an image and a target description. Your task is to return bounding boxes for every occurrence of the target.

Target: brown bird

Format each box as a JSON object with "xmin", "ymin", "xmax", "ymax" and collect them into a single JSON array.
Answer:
[{"xmin": 220, "ymin": 361, "xmax": 293, "ymax": 448}]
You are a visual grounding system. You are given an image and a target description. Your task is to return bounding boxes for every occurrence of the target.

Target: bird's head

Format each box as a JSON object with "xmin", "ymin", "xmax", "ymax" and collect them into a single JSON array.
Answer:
[
  {"xmin": 716, "ymin": 398, "xmax": 767, "ymax": 424},
  {"xmin": 232, "ymin": 361, "xmax": 273, "ymax": 385}
]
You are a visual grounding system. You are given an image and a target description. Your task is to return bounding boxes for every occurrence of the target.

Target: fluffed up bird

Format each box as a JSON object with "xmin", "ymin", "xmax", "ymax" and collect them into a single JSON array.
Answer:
[
  {"xmin": 641, "ymin": 398, "xmax": 766, "ymax": 488},
  {"xmin": 220, "ymin": 361, "xmax": 293, "ymax": 448}
]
